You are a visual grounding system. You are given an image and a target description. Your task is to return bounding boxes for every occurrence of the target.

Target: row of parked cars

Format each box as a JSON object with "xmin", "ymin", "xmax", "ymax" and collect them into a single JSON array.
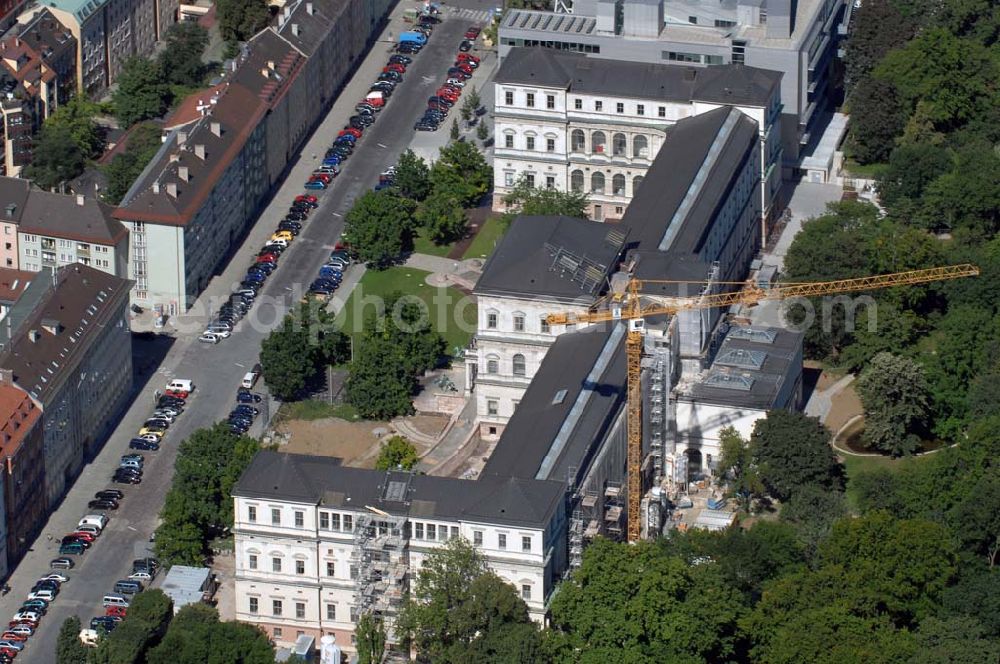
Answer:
[
  {"xmin": 78, "ymin": 556, "xmax": 162, "ymax": 644},
  {"xmin": 415, "ymin": 28, "xmax": 482, "ymax": 132},
  {"xmin": 127, "ymin": 378, "xmax": 193, "ymax": 454},
  {"xmin": 0, "ymin": 557, "xmax": 81, "ymax": 660}
]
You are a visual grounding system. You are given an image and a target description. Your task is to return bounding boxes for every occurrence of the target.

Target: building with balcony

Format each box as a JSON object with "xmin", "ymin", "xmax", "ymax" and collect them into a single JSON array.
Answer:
[
  {"xmin": 0, "ymin": 378, "xmax": 45, "ymax": 576},
  {"xmin": 0, "ymin": 264, "xmax": 132, "ymax": 505},
  {"xmin": 493, "ymin": 47, "xmax": 782, "ymax": 225},
  {"xmin": 498, "ymin": 0, "xmax": 848, "ymax": 173},
  {"xmin": 232, "ymin": 451, "xmax": 566, "ymax": 649}
]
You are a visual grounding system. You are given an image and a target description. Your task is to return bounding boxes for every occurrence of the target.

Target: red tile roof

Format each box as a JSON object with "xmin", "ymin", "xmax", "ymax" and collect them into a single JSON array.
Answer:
[
  {"xmin": 0, "ymin": 268, "xmax": 34, "ymax": 304},
  {"xmin": 0, "ymin": 382, "xmax": 41, "ymax": 460}
]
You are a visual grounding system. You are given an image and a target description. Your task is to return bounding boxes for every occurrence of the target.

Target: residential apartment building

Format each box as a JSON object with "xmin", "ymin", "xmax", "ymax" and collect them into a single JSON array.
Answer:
[
  {"xmin": 0, "ymin": 264, "xmax": 131, "ymax": 505},
  {"xmin": 493, "ymin": 47, "xmax": 783, "ymax": 226},
  {"xmin": 114, "ymin": 0, "xmax": 389, "ymax": 313},
  {"xmin": 35, "ymin": 0, "xmax": 173, "ymax": 97},
  {"xmin": 0, "ymin": 378, "xmax": 45, "ymax": 575},
  {"xmin": 0, "ymin": 175, "xmax": 27, "ymax": 267},
  {"xmin": 0, "ymin": 10, "xmax": 77, "ymax": 177},
  {"xmin": 498, "ymin": 0, "xmax": 849, "ymax": 170},
  {"xmin": 0, "ymin": 267, "xmax": 32, "ymax": 317},
  {"xmin": 232, "ymin": 452, "xmax": 566, "ymax": 649}
]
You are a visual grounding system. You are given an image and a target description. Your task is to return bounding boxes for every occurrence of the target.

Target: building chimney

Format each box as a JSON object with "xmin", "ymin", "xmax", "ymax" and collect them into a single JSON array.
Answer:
[
  {"xmin": 260, "ymin": 67, "xmax": 270, "ymax": 78},
  {"xmin": 283, "ymin": 5, "xmax": 291, "ymax": 18},
  {"xmin": 152, "ymin": 182, "xmax": 161, "ymax": 194},
  {"xmin": 306, "ymin": 2, "xmax": 313, "ymax": 14},
  {"xmin": 267, "ymin": 60, "xmax": 275, "ymax": 70},
  {"xmin": 166, "ymin": 182, "xmax": 178, "ymax": 198},
  {"xmin": 291, "ymin": 23, "xmax": 300, "ymax": 36},
  {"xmin": 194, "ymin": 144, "xmax": 206, "ymax": 160},
  {"xmin": 178, "ymin": 165, "xmax": 189, "ymax": 181},
  {"xmin": 177, "ymin": 130, "xmax": 187, "ymax": 145},
  {"xmin": 75, "ymin": 194, "xmax": 84, "ymax": 206},
  {"xmin": 0, "ymin": 368, "xmax": 12, "ymax": 385},
  {"xmin": 28, "ymin": 330, "xmax": 39, "ymax": 342},
  {"xmin": 210, "ymin": 121, "xmax": 221, "ymax": 137}
]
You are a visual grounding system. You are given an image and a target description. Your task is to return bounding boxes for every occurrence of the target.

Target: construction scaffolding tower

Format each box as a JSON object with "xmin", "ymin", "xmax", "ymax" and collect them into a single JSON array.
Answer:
[
  {"xmin": 649, "ymin": 353, "xmax": 667, "ymax": 483},
  {"xmin": 351, "ymin": 511, "xmax": 409, "ymax": 639},
  {"xmin": 604, "ymin": 481, "xmax": 624, "ymax": 540}
]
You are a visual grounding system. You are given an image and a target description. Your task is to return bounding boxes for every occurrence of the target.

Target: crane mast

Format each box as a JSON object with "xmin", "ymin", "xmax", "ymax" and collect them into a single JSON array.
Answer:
[{"xmin": 546, "ymin": 263, "xmax": 979, "ymax": 543}]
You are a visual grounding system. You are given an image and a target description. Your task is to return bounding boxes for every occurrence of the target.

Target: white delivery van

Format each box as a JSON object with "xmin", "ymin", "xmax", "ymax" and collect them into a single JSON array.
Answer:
[
  {"xmin": 102, "ymin": 594, "xmax": 130, "ymax": 608},
  {"xmin": 241, "ymin": 363, "xmax": 262, "ymax": 389},
  {"xmin": 79, "ymin": 514, "xmax": 108, "ymax": 530},
  {"xmin": 165, "ymin": 379, "xmax": 194, "ymax": 393}
]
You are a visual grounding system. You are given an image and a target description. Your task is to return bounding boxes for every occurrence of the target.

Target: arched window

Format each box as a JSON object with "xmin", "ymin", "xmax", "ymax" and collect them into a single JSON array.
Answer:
[
  {"xmin": 571, "ymin": 129, "xmax": 585, "ymax": 152},
  {"xmin": 591, "ymin": 172, "xmax": 605, "ymax": 194},
  {"xmin": 633, "ymin": 175, "xmax": 645, "ymax": 194},
  {"xmin": 486, "ymin": 355, "xmax": 499, "ymax": 374},
  {"xmin": 633, "ymin": 135, "xmax": 649, "ymax": 158},
  {"xmin": 570, "ymin": 170, "xmax": 584, "ymax": 192},
  {"xmin": 512, "ymin": 354, "xmax": 526, "ymax": 376},
  {"xmin": 612, "ymin": 174, "xmax": 626, "ymax": 196},
  {"xmin": 591, "ymin": 131, "xmax": 606, "ymax": 154},
  {"xmin": 612, "ymin": 133, "xmax": 627, "ymax": 156}
]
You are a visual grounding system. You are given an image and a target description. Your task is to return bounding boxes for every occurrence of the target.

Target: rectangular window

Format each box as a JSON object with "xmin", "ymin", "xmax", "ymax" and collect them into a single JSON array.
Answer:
[
  {"xmin": 514, "ymin": 315, "xmax": 525, "ymax": 332},
  {"xmin": 504, "ymin": 134, "xmax": 514, "ymax": 148},
  {"xmin": 504, "ymin": 90, "xmax": 513, "ymax": 105},
  {"xmin": 498, "ymin": 533, "xmax": 507, "ymax": 549},
  {"xmin": 521, "ymin": 584, "xmax": 531, "ymax": 600},
  {"xmin": 296, "ymin": 602, "xmax": 305, "ymax": 619},
  {"xmin": 248, "ymin": 506, "xmax": 257, "ymax": 522},
  {"xmin": 616, "ymin": 102, "xmax": 624, "ymax": 114},
  {"xmin": 714, "ymin": 19, "xmax": 736, "ymax": 27},
  {"xmin": 540, "ymin": 317, "xmax": 550, "ymax": 333},
  {"xmin": 294, "ymin": 511, "xmax": 304, "ymax": 528},
  {"xmin": 637, "ymin": 104, "xmax": 645, "ymax": 116},
  {"xmin": 546, "ymin": 137, "xmax": 555, "ymax": 152},
  {"xmin": 249, "ymin": 554, "xmax": 257, "ymax": 570},
  {"xmin": 320, "ymin": 513, "xmax": 329, "ymax": 530},
  {"xmin": 344, "ymin": 515, "xmax": 353, "ymax": 532},
  {"xmin": 574, "ymin": 99, "xmax": 582, "ymax": 110},
  {"xmin": 274, "ymin": 627, "xmax": 282, "ymax": 638},
  {"xmin": 473, "ymin": 531, "xmax": 483, "ymax": 546},
  {"xmin": 326, "ymin": 561, "xmax": 335, "ymax": 577},
  {"xmin": 525, "ymin": 173, "xmax": 535, "ymax": 188},
  {"xmin": 415, "ymin": 523, "xmax": 424, "ymax": 539},
  {"xmin": 658, "ymin": 106, "xmax": 666, "ymax": 118},
  {"xmin": 451, "ymin": 526, "xmax": 459, "ymax": 539},
  {"xmin": 331, "ymin": 513, "xmax": 341, "ymax": 531},
  {"xmin": 487, "ymin": 312, "xmax": 497, "ymax": 329},
  {"xmin": 272, "ymin": 557, "xmax": 282, "ymax": 573},
  {"xmin": 522, "ymin": 536, "xmax": 532, "ymax": 552},
  {"xmin": 526, "ymin": 92, "xmax": 535, "ymax": 107},
  {"xmin": 271, "ymin": 508, "xmax": 280, "ymax": 525},
  {"xmin": 504, "ymin": 171, "xmax": 514, "ymax": 187},
  {"xmin": 546, "ymin": 175, "xmax": 555, "ymax": 189},
  {"xmin": 296, "ymin": 560, "xmax": 305, "ymax": 575},
  {"xmin": 350, "ymin": 565, "xmax": 359, "ymax": 580},
  {"xmin": 526, "ymin": 136, "xmax": 535, "ymax": 150},
  {"xmin": 427, "ymin": 524, "xmax": 437, "ymax": 540},
  {"xmin": 487, "ymin": 400, "xmax": 498, "ymax": 416},
  {"xmin": 327, "ymin": 603, "xmax": 336, "ymax": 620},
  {"xmin": 249, "ymin": 597, "xmax": 258, "ymax": 614},
  {"xmin": 594, "ymin": 100, "xmax": 602, "ymax": 111},
  {"xmin": 546, "ymin": 94, "xmax": 555, "ymax": 109},
  {"xmin": 273, "ymin": 600, "xmax": 283, "ymax": 616},
  {"xmin": 688, "ymin": 15, "xmax": 698, "ymax": 24}
]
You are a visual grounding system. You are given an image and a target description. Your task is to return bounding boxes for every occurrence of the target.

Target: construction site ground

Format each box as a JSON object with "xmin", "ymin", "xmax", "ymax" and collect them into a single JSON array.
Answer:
[{"xmin": 278, "ymin": 413, "xmax": 448, "ymax": 467}]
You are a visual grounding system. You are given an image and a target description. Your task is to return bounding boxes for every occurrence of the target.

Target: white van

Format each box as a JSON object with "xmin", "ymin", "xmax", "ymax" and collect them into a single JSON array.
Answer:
[
  {"xmin": 165, "ymin": 379, "xmax": 194, "ymax": 393},
  {"xmin": 79, "ymin": 514, "xmax": 108, "ymax": 530},
  {"xmin": 365, "ymin": 90, "xmax": 385, "ymax": 102},
  {"xmin": 102, "ymin": 594, "xmax": 130, "ymax": 608},
  {"xmin": 77, "ymin": 524, "xmax": 101, "ymax": 536},
  {"xmin": 241, "ymin": 363, "xmax": 262, "ymax": 389}
]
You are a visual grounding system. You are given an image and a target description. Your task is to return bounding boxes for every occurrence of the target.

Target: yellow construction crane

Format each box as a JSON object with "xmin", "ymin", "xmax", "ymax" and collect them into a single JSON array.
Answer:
[{"xmin": 546, "ymin": 263, "xmax": 980, "ymax": 543}]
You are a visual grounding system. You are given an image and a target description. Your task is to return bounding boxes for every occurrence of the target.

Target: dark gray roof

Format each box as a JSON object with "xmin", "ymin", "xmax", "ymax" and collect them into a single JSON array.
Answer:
[
  {"xmin": 234, "ymin": 451, "xmax": 566, "ymax": 529},
  {"xmin": 482, "ymin": 323, "xmax": 627, "ymax": 484},
  {"xmin": 18, "ymin": 189, "xmax": 127, "ymax": 244},
  {"xmin": 474, "ymin": 215, "xmax": 627, "ymax": 301},
  {"xmin": 496, "ymin": 48, "xmax": 779, "ymax": 107},
  {"xmin": 0, "ymin": 177, "xmax": 30, "ymax": 223},
  {"xmin": 680, "ymin": 326, "xmax": 803, "ymax": 409},
  {"xmin": 622, "ymin": 106, "xmax": 759, "ymax": 277}
]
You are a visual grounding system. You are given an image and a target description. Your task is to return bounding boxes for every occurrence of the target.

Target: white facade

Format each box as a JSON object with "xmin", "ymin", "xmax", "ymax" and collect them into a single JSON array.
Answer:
[
  {"xmin": 473, "ymin": 293, "xmax": 595, "ymax": 439},
  {"xmin": 493, "ymin": 79, "xmax": 780, "ymax": 223},
  {"xmin": 232, "ymin": 495, "xmax": 552, "ymax": 650},
  {"xmin": 17, "ymin": 232, "xmax": 125, "ymax": 277}
]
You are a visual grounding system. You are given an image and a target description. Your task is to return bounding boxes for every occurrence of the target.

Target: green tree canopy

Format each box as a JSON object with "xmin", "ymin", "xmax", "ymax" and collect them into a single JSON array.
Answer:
[
  {"xmin": 146, "ymin": 603, "xmax": 276, "ymax": 664},
  {"xmin": 430, "ymin": 140, "xmax": 492, "ymax": 207},
  {"xmin": 715, "ymin": 426, "xmax": 764, "ymax": 512},
  {"xmin": 843, "ymin": 0, "xmax": 919, "ymax": 90},
  {"xmin": 374, "ymin": 435, "xmax": 419, "ymax": 470},
  {"xmin": 47, "ymin": 96, "xmax": 105, "ymax": 159},
  {"xmin": 159, "ymin": 23, "xmax": 210, "ymax": 87},
  {"xmin": 216, "ymin": 0, "xmax": 270, "ymax": 43},
  {"xmin": 113, "ymin": 58, "xmax": 172, "ymax": 128},
  {"xmin": 261, "ymin": 315, "xmax": 317, "ymax": 401},
  {"xmin": 355, "ymin": 612, "xmax": 387, "ymax": 664},
  {"xmin": 393, "ymin": 149, "xmax": 431, "ymax": 201},
  {"xmin": 857, "ymin": 351, "xmax": 931, "ymax": 455},
  {"xmin": 750, "ymin": 410, "xmax": 843, "ymax": 502},
  {"xmin": 103, "ymin": 122, "xmax": 165, "ymax": 204},
  {"xmin": 846, "ymin": 77, "xmax": 908, "ymax": 164},
  {"xmin": 343, "ymin": 191, "xmax": 416, "ymax": 268},
  {"xmin": 501, "ymin": 174, "xmax": 590, "ymax": 218},
  {"xmin": 24, "ymin": 123, "xmax": 85, "ymax": 190},
  {"xmin": 416, "ymin": 190, "xmax": 467, "ymax": 244},
  {"xmin": 57, "ymin": 616, "xmax": 89, "ymax": 664},
  {"xmin": 90, "ymin": 590, "xmax": 173, "ymax": 664}
]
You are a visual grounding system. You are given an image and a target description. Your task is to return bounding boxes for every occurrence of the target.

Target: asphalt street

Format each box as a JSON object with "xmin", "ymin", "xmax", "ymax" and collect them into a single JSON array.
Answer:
[{"xmin": 6, "ymin": 13, "xmax": 484, "ymax": 661}]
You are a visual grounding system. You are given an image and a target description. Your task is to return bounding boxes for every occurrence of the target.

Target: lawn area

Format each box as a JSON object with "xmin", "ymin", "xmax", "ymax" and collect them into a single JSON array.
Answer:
[
  {"xmin": 841, "ymin": 452, "xmax": 930, "ymax": 510},
  {"xmin": 411, "ymin": 228, "xmax": 455, "ymax": 257},
  {"xmin": 279, "ymin": 400, "xmax": 360, "ymax": 422},
  {"xmin": 463, "ymin": 217, "xmax": 507, "ymax": 260},
  {"xmin": 335, "ymin": 267, "xmax": 476, "ymax": 357},
  {"xmin": 842, "ymin": 159, "xmax": 887, "ymax": 179}
]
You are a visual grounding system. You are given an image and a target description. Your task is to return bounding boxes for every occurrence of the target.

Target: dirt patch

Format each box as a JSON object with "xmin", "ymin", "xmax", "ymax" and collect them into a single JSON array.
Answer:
[
  {"xmin": 281, "ymin": 417, "xmax": 390, "ymax": 466},
  {"xmin": 812, "ymin": 364, "xmax": 843, "ymax": 392},
  {"xmin": 826, "ymin": 384, "xmax": 863, "ymax": 433},
  {"xmin": 408, "ymin": 414, "xmax": 450, "ymax": 438}
]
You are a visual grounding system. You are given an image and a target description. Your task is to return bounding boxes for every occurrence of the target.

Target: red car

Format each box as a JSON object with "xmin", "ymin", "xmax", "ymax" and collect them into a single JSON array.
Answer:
[
  {"xmin": 465, "ymin": 26, "xmax": 481, "ymax": 39},
  {"xmin": 68, "ymin": 531, "xmax": 96, "ymax": 542},
  {"xmin": 339, "ymin": 128, "xmax": 361, "ymax": 139},
  {"xmin": 0, "ymin": 646, "xmax": 18, "ymax": 659},
  {"xmin": 456, "ymin": 53, "xmax": 480, "ymax": 64},
  {"xmin": 437, "ymin": 91, "xmax": 460, "ymax": 103},
  {"xmin": 384, "ymin": 63, "xmax": 405, "ymax": 74},
  {"xmin": 441, "ymin": 84, "xmax": 463, "ymax": 95},
  {"xmin": 295, "ymin": 194, "xmax": 317, "ymax": 204},
  {"xmin": 256, "ymin": 254, "xmax": 278, "ymax": 264},
  {"xmin": 164, "ymin": 389, "xmax": 188, "ymax": 399},
  {"xmin": 0, "ymin": 632, "xmax": 26, "ymax": 642},
  {"xmin": 454, "ymin": 62, "xmax": 474, "ymax": 75},
  {"xmin": 106, "ymin": 605, "xmax": 127, "ymax": 617}
]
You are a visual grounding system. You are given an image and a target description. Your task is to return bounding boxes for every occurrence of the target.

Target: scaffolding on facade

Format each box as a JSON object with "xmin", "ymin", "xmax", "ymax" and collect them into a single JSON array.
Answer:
[
  {"xmin": 649, "ymin": 354, "xmax": 666, "ymax": 483},
  {"xmin": 351, "ymin": 510, "xmax": 409, "ymax": 639},
  {"xmin": 604, "ymin": 481, "xmax": 624, "ymax": 540}
]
